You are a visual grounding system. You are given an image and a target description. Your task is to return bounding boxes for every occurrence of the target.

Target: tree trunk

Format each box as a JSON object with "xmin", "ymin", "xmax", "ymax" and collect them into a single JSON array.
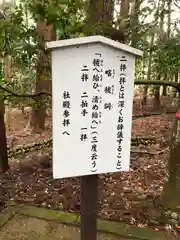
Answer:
[
  {"xmin": 142, "ymin": 34, "xmax": 154, "ymax": 105},
  {"xmin": 87, "ymin": 0, "xmax": 125, "ymax": 42},
  {"xmin": 162, "ymin": 69, "xmax": 168, "ymax": 97},
  {"xmin": 162, "ymin": 0, "xmax": 171, "ymax": 97},
  {"xmin": 88, "ymin": 0, "xmax": 114, "ymax": 25},
  {"xmin": 120, "ymin": 0, "xmax": 129, "ymax": 17},
  {"xmin": 28, "ymin": 78, "xmax": 51, "ymax": 133},
  {"xmin": 0, "ymin": 99, "xmax": 9, "ymax": 173},
  {"xmin": 153, "ymin": 0, "xmax": 164, "ymax": 109},
  {"xmin": 162, "ymin": 83, "xmax": 167, "ymax": 96},
  {"xmin": 161, "ymin": 0, "xmax": 180, "ymax": 209},
  {"xmin": 130, "ymin": 0, "xmax": 141, "ymax": 48},
  {"xmin": 167, "ymin": 0, "xmax": 171, "ymax": 39},
  {"xmin": 29, "ymin": 22, "xmax": 53, "ymax": 133},
  {"xmin": 4, "ymin": 55, "xmax": 11, "ymax": 80},
  {"xmin": 162, "ymin": 96, "xmax": 180, "ymax": 209},
  {"xmin": 142, "ymin": 86, "xmax": 148, "ymax": 105},
  {"xmin": 153, "ymin": 86, "xmax": 161, "ymax": 109},
  {"xmin": 172, "ymin": 73, "xmax": 178, "ymax": 98}
]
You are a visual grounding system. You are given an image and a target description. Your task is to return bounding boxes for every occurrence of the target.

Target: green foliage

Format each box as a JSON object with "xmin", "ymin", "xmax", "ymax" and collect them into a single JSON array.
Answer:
[
  {"xmin": 0, "ymin": 60, "xmax": 3, "ymax": 82},
  {"xmin": 24, "ymin": 0, "xmax": 85, "ymax": 38},
  {"xmin": 153, "ymin": 36, "xmax": 180, "ymax": 76},
  {"xmin": 0, "ymin": 0, "xmax": 180, "ymax": 108},
  {"xmin": 0, "ymin": 0, "xmax": 86, "ymax": 108}
]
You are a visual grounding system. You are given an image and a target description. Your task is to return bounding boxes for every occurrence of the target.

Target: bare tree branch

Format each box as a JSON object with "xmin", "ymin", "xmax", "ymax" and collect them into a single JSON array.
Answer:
[
  {"xmin": 0, "ymin": 79, "xmax": 179, "ymax": 100},
  {"xmin": 0, "ymin": 85, "xmax": 52, "ymax": 98},
  {"xmin": 131, "ymin": 148, "xmax": 166, "ymax": 155},
  {"xmin": 133, "ymin": 111, "xmax": 176, "ymax": 120},
  {"xmin": 173, "ymin": 0, "xmax": 180, "ymax": 10},
  {"xmin": 135, "ymin": 80, "xmax": 180, "ymax": 92}
]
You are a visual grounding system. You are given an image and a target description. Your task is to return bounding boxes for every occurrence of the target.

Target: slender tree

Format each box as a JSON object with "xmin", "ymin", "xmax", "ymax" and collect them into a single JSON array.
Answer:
[{"xmin": 28, "ymin": 21, "xmax": 53, "ymax": 133}]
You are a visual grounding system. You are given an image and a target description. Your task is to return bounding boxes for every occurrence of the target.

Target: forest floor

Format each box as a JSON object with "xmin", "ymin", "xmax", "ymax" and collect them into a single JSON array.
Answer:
[{"xmin": 0, "ymin": 97, "xmax": 179, "ymax": 237}]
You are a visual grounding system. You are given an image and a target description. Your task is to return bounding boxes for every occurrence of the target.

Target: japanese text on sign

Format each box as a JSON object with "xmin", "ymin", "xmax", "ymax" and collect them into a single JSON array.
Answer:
[
  {"xmin": 52, "ymin": 42, "xmax": 136, "ymax": 179},
  {"xmin": 116, "ymin": 56, "xmax": 127, "ymax": 170}
]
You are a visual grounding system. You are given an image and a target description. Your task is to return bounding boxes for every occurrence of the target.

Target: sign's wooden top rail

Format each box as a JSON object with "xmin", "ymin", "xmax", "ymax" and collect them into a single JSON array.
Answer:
[{"xmin": 46, "ymin": 35, "xmax": 143, "ymax": 57}]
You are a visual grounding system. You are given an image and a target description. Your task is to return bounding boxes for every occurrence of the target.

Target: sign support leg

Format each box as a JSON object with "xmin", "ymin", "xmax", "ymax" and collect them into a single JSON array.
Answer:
[{"xmin": 80, "ymin": 174, "xmax": 98, "ymax": 240}]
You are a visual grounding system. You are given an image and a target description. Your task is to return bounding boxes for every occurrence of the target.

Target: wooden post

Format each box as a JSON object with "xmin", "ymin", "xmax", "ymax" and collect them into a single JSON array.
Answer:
[
  {"xmin": 47, "ymin": 35, "xmax": 143, "ymax": 240},
  {"xmin": 0, "ymin": 99, "xmax": 9, "ymax": 172},
  {"xmin": 80, "ymin": 174, "xmax": 98, "ymax": 240}
]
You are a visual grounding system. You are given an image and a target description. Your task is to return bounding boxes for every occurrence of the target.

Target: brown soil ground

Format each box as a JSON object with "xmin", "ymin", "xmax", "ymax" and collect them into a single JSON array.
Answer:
[{"xmin": 0, "ymin": 97, "xmax": 178, "ymax": 236}]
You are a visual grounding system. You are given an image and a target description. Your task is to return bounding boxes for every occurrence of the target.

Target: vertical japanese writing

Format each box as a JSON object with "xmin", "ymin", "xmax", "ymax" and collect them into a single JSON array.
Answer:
[
  {"xmin": 104, "ymin": 67, "xmax": 116, "ymax": 110},
  {"xmin": 62, "ymin": 91, "xmax": 71, "ymax": 135},
  {"xmin": 104, "ymin": 66, "xmax": 115, "ymax": 96},
  {"xmin": 80, "ymin": 65, "xmax": 89, "ymax": 142},
  {"xmin": 116, "ymin": 55, "xmax": 127, "ymax": 170},
  {"xmin": 90, "ymin": 53, "xmax": 103, "ymax": 172},
  {"xmin": 81, "ymin": 65, "xmax": 89, "ymax": 82},
  {"xmin": 92, "ymin": 54, "xmax": 103, "ymax": 92}
]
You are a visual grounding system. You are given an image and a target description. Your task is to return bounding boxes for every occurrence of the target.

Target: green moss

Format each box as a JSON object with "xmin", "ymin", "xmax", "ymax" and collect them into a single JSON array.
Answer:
[
  {"xmin": 18, "ymin": 206, "xmax": 169, "ymax": 240},
  {"xmin": 97, "ymin": 219, "xmax": 130, "ymax": 236},
  {"xmin": 97, "ymin": 219, "xmax": 168, "ymax": 240},
  {"xmin": 0, "ymin": 206, "xmax": 21, "ymax": 228},
  {"xmin": 19, "ymin": 206, "xmax": 79, "ymax": 224},
  {"xmin": 97, "ymin": 219, "xmax": 169, "ymax": 239}
]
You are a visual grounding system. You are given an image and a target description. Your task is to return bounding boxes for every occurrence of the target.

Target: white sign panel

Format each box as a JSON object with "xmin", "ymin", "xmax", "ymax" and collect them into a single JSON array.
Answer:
[{"xmin": 50, "ymin": 38, "xmax": 140, "ymax": 179}]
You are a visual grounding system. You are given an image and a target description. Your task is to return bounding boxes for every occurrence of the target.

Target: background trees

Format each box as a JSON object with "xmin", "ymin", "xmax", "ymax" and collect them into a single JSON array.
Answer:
[{"xmin": 0, "ymin": 0, "xmax": 180, "ymax": 211}]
